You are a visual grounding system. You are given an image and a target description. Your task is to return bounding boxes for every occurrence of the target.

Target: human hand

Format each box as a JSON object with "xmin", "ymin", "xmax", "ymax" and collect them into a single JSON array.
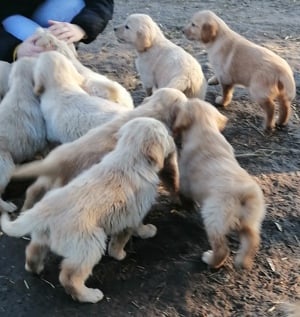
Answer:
[
  {"xmin": 48, "ymin": 20, "xmax": 86, "ymax": 44},
  {"xmin": 17, "ymin": 33, "xmax": 45, "ymax": 59}
]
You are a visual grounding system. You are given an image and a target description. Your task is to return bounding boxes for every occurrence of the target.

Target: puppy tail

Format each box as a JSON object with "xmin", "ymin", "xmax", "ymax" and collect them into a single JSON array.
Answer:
[
  {"xmin": 1, "ymin": 209, "xmax": 38, "ymax": 238},
  {"xmin": 12, "ymin": 159, "xmax": 55, "ymax": 180}
]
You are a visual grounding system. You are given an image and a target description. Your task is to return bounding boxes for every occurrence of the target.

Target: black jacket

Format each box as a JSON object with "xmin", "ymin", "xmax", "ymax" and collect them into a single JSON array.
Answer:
[{"xmin": 0, "ymin": 0, "xmax": 114, "ymax": 62}]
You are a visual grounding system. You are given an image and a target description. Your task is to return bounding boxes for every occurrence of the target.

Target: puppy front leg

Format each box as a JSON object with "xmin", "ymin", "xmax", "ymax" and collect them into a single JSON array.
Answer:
[
  {"xmin": 215, "ymin": 84, "xmax": 234, "ymax": 107},
  {"xmin": 108, "ymin": 228, "xmax": 133, "ymax": 261},
  {"xmin": 259, "ymin": 98, "xmax": 276, "ymax": 131}
]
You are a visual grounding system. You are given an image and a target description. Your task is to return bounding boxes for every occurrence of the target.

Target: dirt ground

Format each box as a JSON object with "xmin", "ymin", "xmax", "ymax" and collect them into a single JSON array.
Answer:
[{"xmin": 1, "ymin": 1, "xmax": 299, "ymax": 316}]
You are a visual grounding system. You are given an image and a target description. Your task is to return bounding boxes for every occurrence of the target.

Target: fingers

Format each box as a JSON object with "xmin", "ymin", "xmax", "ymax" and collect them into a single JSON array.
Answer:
[{"xmin": 48, "ymin": 21, "xmax": 85, "ymax": 43}]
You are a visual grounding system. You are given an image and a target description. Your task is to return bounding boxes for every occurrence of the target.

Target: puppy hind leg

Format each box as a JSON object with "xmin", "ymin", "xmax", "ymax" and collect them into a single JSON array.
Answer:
[
  {"xmin": 59, "ymin": 251, "xmax": 104, "ymax": 303},
  {"xmin": 108, "ymin": 228, "xmax": 133, "ymax": 261},
  {"xmin": 276, "ymin": 94, "xmax": 291, "ymax": 127},
  {"xmin": 215, "ymin": 84, "xmax": 234, "ymax": 107},
  {"xmin": 25, "ymin": 238, "xmax": 49, "ymax": 274},
  {"xmin": 201, "ymin": 200, "xmax": 230, "ymax": 269},
  {"xmin": 234, "ymin": 225, "xmax": 260, "ymax": 270}
]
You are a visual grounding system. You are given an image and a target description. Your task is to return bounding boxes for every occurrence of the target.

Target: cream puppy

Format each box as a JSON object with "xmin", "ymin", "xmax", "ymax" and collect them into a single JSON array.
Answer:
[
  {"xmin": 114, "ymin": 14, "xmax": 207, "ymax": 99},
  {"xmin": 173, "ymin": 99, "xmax": 266, "ymax": 269},
  {"xmin": 13, "ymin": 88, "xmax": 186, "ymax": 211},
  {"xmin": 1, "ymin": 117, "xmax": 178, "ymax": 303},
  {"xmin": 184, "ymin": 10, "xmax": 296, "ymax": 130},
  {"xmin": 34, "ymin": 28, "xmax": 134, "ymax": 109},
  {"xmin": 34, "ymin": 51, "xmax": 130, "ymax": 143},
  {"xmin": 0, "ymin": 57, "xmax": 47, "ymax": 213},
  {"xmin": 0, "ymin": 61, "xmax": 11, "ymax": 102}
]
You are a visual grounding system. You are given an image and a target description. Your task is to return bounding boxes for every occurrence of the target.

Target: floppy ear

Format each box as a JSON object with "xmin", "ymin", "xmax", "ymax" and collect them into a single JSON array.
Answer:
[
  {"xmin": 172, "ymin": 106, "xmax": 193, "ymax": 137},
  {"xmin": 143, "ymin": 141, "xmax": 165, "ymax": 170},
  {"xmin": 136, "ymin": 29, "xmax": 152, "ymax": 52},
  {"xmin": 201, "ymin": 22, "xmax": 218, "ymax": 43},
  {"xmin": 215, "ymin": 111, "xmax": 228, "ymax": 131},
  {"xmin": 159, "ymin": 149, "xmax": 179, "ymax": 194}
]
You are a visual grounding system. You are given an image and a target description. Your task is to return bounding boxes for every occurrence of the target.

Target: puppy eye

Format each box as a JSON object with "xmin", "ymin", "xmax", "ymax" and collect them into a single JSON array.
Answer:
[
  {"xmin": 191, "ymin": 23, "xmax": 196, "ymax": 27},
  {"xmin": 125, "ymin": 25, "xmax": 130, "ymax": 29}
]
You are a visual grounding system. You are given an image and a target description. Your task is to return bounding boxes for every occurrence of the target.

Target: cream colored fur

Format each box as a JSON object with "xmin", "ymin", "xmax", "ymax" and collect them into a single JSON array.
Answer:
[
  {"xmin": 34, "ymin": 28, "xmax": 134, "ymax": 108},
  {"xmin": 184, "ymin": 10, "xmax": 296, "ymax": 130},
  {"xmin": 0, "ymin": 57, "xmax": 47, "ymax": 213},
  {"xmin": 1, "ymin": 117, "xmax": 178, "ymax": 303},
  {"xmin": 13, "ymin": 88, "xmax": 186, "ymax": 211},
  {"xmin": 34, "ymin": 51, "xmax": 130, "ymax": 143},
  {"xmin": 0, "ymin": 61, "xmax": 11, "ymax": 102},
  {"xmin": 114, "ymin": 14, "xmax": 207, "ymax": 99},
  {"xmin": 173, "ymin": 99, "xmax": 266, "ymax": 269}
]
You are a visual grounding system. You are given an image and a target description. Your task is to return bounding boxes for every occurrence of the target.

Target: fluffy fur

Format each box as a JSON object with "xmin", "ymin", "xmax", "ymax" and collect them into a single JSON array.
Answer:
[
  {"xmin": 0, "ymin": 61, "xmax": 11, "ymax": 102},
  {"xmin": 34, "ymin": 51, "xmax": 130, "ymax": 143},
  {"xmin": 34, "ymin": 28, "xmax": 134, "ymax": 109},
  {"xmin": 184, "ymin": 10, "xmax": 296, "ymax": 130},
  {"xmin": 1, "ymin": 117, "xmax": 178, "ymax": 303},
  {"xmin": 114, "ymin": 13, "xmax": 207, "ymax": 99},
  {"xmin": 173, "ymin": 99, "xmax": 266, "ymax": 269},
  {"xmin": 0, "ymin": 57, "xmax": 47, "ymax": 212},
  {"xmin": 13, "ymin": 88, "xmax": 186, "ymax": 211},
  {"xmin": 281, "ymin": 302, "xmax": 300, "ymax": 317}
]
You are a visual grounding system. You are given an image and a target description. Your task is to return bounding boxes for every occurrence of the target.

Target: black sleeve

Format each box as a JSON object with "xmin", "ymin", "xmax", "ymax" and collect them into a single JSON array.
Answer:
[
  {"xmin": 71, "ymin": 0, "xmax": 114, "ymax": 44},
  {"xmin": 0, "ymin": 27, "xmax": 21, "ymax": 62}
]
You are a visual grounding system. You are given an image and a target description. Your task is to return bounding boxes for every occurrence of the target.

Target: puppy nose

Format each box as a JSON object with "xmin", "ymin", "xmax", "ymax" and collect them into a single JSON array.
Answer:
[{"xmin": 113, "ymin": 27, "xmax": 117, "ymax": 32}]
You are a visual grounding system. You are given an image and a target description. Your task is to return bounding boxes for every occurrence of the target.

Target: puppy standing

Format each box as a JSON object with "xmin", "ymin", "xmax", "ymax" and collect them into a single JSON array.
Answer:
[
  {"xmin": 34, "ymin": 51, "xmax": 130, "ymax": 144},
  {"xmin": 0, "ymin": 57, "xmax": 47, "ymax": 212},
  {"xmin": 184, "ymin": 10, "xmax": 296, "ymax": 130},
  {"xmin": 114, "ymin": 14, "xmax": 207, "ymax": 99},
  {"xmin": 1, "ymin": 117, "xmax": 179, "ymax": 303},
  {"xmin": 173, "ymin": 99, "xmax": 266, "ymax": 269},
  {"xmin": 12, "ymin": 88, "xmax": 186, "ymax": 211},
  {"xmin": 34, "ymin": 28, "xmax": 134, "ymax": 109},
  {"xmin": 0, "ymin": 61, "xmax": 11, "ymax": 102}
]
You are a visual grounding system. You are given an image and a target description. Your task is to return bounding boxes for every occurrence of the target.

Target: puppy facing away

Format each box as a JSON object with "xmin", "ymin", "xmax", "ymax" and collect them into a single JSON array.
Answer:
[
  {"xmin": 12, "ymin": 88, "xmax": 187, "ymax": 211},
  {"xmin": 114, "ymin": 14, "xmax": 207, "ymax": 99},
  {"xmin": 0, "ymin": 61, "xmax": 11, "ymax": 102},
  {"xmin": 34, "ymin": 28, "xmax": 134, "ymax": 109},
  {"xmin": 184, "ymin": 10, "xmax": 296, "ymax": 130},
  {"xmin": 173, "ymin": 99, "xmax": 266, "ymax": 269},
  {"xmin": 1, "ymin": 117, "xmax": 179, "ymax": 303},
  {"xmin": 0, "ymin": 57, "xmax": 47, "ymax": 213},
  {"xmin": 34, "ymin": 51, "xmax": 130, "ymax": 143}
]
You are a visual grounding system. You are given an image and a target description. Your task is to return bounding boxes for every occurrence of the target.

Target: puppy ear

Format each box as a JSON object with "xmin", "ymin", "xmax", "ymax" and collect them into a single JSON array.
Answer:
[
  {"xmin": 172, "ymin": 106, "xmax": 193, "ymax": 136},
  {"xmin": 215, "ymin": 111, "xmax": 228, "ymax": 131},
  {"xmin": 143, "ymin": 142, "xmax": 165, "ymax": 170},
  {"xmin": 201, "ymin": 22, "xmax": 218, "ymax": 43},
  {"xmin": 136, "ymin": 30, "xmax": 152, "ymax": 52},
  {"xmin": 159, "ymin": 150, "xmax": 179, "ymax": 194}
]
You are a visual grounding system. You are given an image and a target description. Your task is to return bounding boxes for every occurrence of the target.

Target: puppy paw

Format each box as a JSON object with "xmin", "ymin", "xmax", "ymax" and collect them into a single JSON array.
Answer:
[
  {"xmin": 0, "ymin": 200, "xmax": 17, "ymax": 213},
  {"xmin": 202, "ymin": 250, "xmax": 214, "ymax": 265},
  {"xmin": 215, "ymin": 96, "xmax": 224, "ymax": 106},
  {"xmin": 75, "ymin": 288, "xmax": 104, "ymax": 303},
  {"xmin": 208, "ymin": 76, "xmax": 219, "ymax": 85},
  {"xmin": 234, "ymin": 254, "xmax": 253, "ymax": 270},
  {"xmin": 108, "ymin": 244, "xmax": 127, "ymax": 261},
  {"xmin": 134, "ymin": 224, "xmax": 157, "ymax": 239},
  {"xmin": 25, "ymin": 261, "xmax": 44, "ymax": 275}
]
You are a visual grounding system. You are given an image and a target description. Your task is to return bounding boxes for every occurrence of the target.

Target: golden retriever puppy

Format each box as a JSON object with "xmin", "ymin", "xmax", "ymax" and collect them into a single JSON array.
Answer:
[
  {"xmin": 173, "ymin": 99, "xmax": 266, "ymax": 269},
  {"xmin": 184, "ymin": 10, "xmax": 296, "ymax": 130},
  {"xmin": 13, "ymin": 88, "xmax": 186, "ymax": 211},
  {"xmin": 0, "ymin": 57, "xmax": 47, "ymax": 213},
  {"xmin": 1, "ymin": 117, "xmax": 178, "ymax": 303},
  {"xmin": 114, "ymin": 14, "xmax": 207, "ymax": 99},
  {"xmin": 34, "ymin": 51, "xmax": 130, "ymax": 143},
  {"xmin": 34, "ymin": 28, "xmax": 134, "ymax": 109},
  {"xmin": 0, "ymin": 61, "xmax": 11, "ymax": 102}
]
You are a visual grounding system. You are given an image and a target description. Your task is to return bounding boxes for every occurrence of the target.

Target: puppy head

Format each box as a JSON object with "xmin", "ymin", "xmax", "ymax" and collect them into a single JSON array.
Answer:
[
  {"xmin": 114, "ymin": 14, "xmax": 163, "ymax": 52},
  {"xmin": 33, "ymin": 51, "xmax": 84, "ymax": 95},
  {"xmin": 117, "ymin": 117, "xmax": 176, "ymax": 171},
  {"xmin": 8, "ymin": 57, "xmax": 35, "ymax": 88},
  {"xmin": 184, "ymin": 10, "xmax": 219, "ymax": 44},
  {"xmin": 139, "ymin": 88, "xmax": 188, "ymax": 128},
  {"xmin": 173, "ymin": 99, "xmax": 228, "ymax": 136},
  {"xmin": 34, "ymin": 28, "xmax": 78, "ymax": 59}
]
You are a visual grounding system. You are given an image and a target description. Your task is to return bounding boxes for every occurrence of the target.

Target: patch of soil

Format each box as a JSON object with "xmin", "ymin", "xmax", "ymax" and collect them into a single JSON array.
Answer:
[{"xmin": 1, "ymin": 1, "xmax": 299, "ymax": 316}]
